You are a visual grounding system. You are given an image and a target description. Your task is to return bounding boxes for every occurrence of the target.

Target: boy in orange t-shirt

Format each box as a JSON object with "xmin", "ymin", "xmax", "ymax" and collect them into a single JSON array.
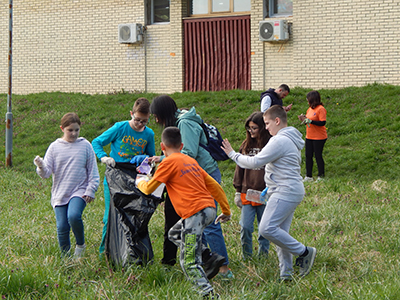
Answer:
[{"xmin": 137, "ymin": 127, "xmax": 231, "ymax": 298}]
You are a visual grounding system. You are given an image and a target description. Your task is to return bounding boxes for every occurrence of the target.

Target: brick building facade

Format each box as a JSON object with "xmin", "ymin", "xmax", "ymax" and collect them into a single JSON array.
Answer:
[{"xmin": 0, "ymin": 1, "xmax": 398, "ymax": 94}]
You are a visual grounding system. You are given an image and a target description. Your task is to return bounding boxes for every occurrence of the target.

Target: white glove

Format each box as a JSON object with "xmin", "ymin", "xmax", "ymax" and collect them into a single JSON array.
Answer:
[
  {"xmin": 234, "ymin": 192, "xmax": 242, "ymax": 209},
  {"xmin": 135, "ymin": 174, "xmax": 148, "ymax": 187},
  {"xmin": 34, "ymin": 155, "xmax": 44, "ymax": 168},
  {"xmin": 101, "ymin": 156, "xmax": 116, "ymax": 167},
  {"xmin": 215, "ymin": 213, "xmax": 232, "ymax": 224}
]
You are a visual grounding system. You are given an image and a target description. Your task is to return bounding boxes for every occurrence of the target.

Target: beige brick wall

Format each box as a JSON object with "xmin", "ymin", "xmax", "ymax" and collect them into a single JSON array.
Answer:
[
  {"xmin": 254, "ymin": 0, "xmax": 400, "ymax": 91},
  {"xmin": 291, "ymin": 0, "xmax": 400, "ymax": 89},
  {"xmin": 144, "ymin": 0, "xmax": 186, "ymax": 93},
  {"xmin": 0, "ymin": 1, "xmax": 399, "ymax": 94},
  {"xmin": 0, "ymin": 0, "xmax": 180, "ymax": 94},
  {"xmin": 250, "ymin": 0, "xmax": 265, "ymax": 91},
  {"xmin": 262, "ymin": 24, "xmax": 294, "ymax": 91},
  {"xmin": 145, "ymin": 25, "xmax": 172, "ymax": 93},
  {"xmin": 11, "ymin": 1, "xmax": 149, "ymax": 94},
  {"xmin": 169, "ymin": 0, "xmax": 186, "ymax": 92}
]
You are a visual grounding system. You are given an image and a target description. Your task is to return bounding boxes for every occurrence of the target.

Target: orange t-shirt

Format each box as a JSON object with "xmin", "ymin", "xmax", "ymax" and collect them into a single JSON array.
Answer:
[
  {"xmin": 137, "ymin": 152, "xmax": 230, "ymax": 219},
  {"xmin": 306, "ymin": 105, "xmax": 327, "ymax": 140}
]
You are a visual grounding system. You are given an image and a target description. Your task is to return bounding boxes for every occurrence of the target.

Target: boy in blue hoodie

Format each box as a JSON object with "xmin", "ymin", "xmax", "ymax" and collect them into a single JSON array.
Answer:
[{"xmin": 222, "ymin": 105, "xmax": 316, "ymax": 281}]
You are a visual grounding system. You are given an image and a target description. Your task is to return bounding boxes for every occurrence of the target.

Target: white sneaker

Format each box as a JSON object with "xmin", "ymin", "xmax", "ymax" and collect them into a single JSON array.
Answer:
[
  {"xmin": 74, "ymin": 244, "xmax": 86, "ymax": 258},
  {"xmin": 316, "ymin": 177, "xmax": 324, "ymax": 182},
  {"xmin": 303, "ymin": 177, "xmax": 313, "ymax": 182}
]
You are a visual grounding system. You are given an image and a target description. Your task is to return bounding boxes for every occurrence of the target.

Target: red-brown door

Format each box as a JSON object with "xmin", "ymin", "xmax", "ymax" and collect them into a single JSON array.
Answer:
[{"xmin": 184, "ymin": 15, "xmax": 251, "ymax": 92}]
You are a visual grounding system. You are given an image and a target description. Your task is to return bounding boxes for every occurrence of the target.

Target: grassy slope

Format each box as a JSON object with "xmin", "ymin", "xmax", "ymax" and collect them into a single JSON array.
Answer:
[{"xmin": 0, "ymin": 84, "xmax": 400, "ymax": 299}]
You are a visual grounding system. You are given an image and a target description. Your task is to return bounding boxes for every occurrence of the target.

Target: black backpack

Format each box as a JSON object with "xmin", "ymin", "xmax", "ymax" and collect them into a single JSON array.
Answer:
[{"xmin": 199, "ymin": 122, "xmax": 229, "ymax": 161}]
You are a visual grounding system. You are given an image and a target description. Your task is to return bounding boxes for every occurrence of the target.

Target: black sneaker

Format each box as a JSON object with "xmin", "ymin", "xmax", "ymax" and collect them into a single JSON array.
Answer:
[
  {"xmin": 203, "ymin": 252, "xmax": 226, "ymax": 279},
  {"xmin": 295, "ymin": 247, "xmax": 317, "ymax": 277},
  {"xmin": 161, "ymin": 258, "xmax": 176, "ymax": 266},
  {"xmin": 203, "ymin": 291, "xmax": 220, "ymax": 299}
]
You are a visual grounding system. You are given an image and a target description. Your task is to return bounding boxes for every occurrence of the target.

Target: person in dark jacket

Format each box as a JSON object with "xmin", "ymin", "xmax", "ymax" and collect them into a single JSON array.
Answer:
[{"xmin": 260, "ymin": 84, "xmax": 292, "ymax": 113}]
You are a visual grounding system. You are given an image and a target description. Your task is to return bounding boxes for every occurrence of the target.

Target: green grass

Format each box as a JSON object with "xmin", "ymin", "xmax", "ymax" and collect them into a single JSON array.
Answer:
[{"xmin": 0, "ymin": 83, "xmax": 400, "ymax": 299}]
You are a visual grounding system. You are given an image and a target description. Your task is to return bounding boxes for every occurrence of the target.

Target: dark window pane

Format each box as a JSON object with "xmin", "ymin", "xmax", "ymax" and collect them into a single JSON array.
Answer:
[
  {"xmin": 273, "ymin": 0, "xmax": 292, "ymax": 15},
  {"xmin": 154, "ymin": 0, "xmax": 170, "ymax": 23}
]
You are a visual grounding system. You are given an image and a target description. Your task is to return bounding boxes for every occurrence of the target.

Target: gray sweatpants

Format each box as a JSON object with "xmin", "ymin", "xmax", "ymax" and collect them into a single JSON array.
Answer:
[
  {"xmin": 259, "ymin": 194, "xmax": 306, "ymax": 277},
  {"xmin": 168, "ymin": 206, "xmax": 216, "ymax": 296}
]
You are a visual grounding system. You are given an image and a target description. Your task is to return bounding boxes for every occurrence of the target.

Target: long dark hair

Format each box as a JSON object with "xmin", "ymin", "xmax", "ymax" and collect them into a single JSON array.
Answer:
[
  {"xmin": 240, "ymin": 111, "xmax": 270, "ymax": 154},
  {"xmin": 150, "ymin": 95, "xmax": 178, "ymax": 128},
  {"xmin": 307, "ymin": 90, "xmax": 324, "ymax": 109}
]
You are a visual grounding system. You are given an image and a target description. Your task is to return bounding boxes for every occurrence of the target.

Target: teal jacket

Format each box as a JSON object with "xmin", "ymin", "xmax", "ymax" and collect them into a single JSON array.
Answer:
[{"xmin": 175, "ymin": 107, "xmax": 218, "ymax": 175}]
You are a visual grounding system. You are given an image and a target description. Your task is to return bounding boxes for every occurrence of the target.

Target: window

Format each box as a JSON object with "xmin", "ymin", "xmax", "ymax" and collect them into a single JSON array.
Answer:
[
  {"xmin": 213, "ymin": 0, "xmax": 230, "ymax": 13},
  {"xmin": 189, "ymin": 0, "xmax": 250, "ymax": 15},
  {"xmin": 147, "ymin": 0, "xmax": 170, "ymax": 24},
  {"xmin": 192, "ymin": 0, "xmax": 208, "ymax": 14},
  {"xmin": 233, "ymin": 0, "xmax": 251, "ymax": 12},
  {"xmin": 267, "ymin": 0, "xmax": 293, "ymax": 17}
]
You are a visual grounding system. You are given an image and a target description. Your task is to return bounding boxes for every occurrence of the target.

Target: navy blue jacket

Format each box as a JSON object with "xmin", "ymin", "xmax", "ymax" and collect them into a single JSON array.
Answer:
[{"xmin": 260, "ymin": 88, "xmax": 283, "ymax": 107}]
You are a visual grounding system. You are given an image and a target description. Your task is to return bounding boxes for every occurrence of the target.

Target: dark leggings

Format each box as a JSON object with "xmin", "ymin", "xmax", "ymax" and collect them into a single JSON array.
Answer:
[
  {"xmin": 162, "ymin": 193, "xmax": 181, "ymax": 265},
  {"xmin": 305, "ymin": 138, "xmax": 327, "ymax": 177}
]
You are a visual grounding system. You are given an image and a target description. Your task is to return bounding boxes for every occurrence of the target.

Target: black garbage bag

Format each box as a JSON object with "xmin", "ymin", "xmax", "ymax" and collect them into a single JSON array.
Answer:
[{"xmin": 104, "ymin": 162, "xmax": 162, "ymax": 267}]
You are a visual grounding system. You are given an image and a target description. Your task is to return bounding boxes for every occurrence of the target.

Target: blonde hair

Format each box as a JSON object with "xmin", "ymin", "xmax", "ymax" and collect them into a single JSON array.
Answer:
[{"xmin": 263, "ymin": 105, "xmax": 287, "ymax": 124}]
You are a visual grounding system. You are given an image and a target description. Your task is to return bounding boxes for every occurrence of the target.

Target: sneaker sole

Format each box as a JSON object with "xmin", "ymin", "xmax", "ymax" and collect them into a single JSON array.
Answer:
[{"xmin": 300, "ymin": 248, "xmax": 317, "ymax": 277}]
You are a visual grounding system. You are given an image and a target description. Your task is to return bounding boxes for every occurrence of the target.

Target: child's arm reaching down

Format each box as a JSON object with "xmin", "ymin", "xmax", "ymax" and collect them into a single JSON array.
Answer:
[
  {"xmin": 136, "ymin": 177, "xmax": 163, "ymax": 195},
  {"xmin": 204, "ymin": 175, "xmax": 231, "ymax": 223}
]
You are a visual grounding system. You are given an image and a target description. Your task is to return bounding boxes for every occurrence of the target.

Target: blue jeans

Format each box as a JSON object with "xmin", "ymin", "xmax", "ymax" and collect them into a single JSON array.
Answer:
[
  {"xmin": 202, "ymin": 168, "xmax": 229, "ymax": 266},
  {"xmin": 54, "ymin": 196, "xmax": 87, "ymax": 254},
  {"xmin": 240, "ymin": 204, "xmax": 270, "ymax": 259}
]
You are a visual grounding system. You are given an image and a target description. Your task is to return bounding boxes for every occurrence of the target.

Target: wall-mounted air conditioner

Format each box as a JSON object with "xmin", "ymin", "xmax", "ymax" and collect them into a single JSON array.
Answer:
[
  {"xmin": 118, "ymin": 23, "xmax": 143, "ymax": 43},
  {"xmin": 259, "ymin": 20, "xmax": 289, "ymax": 42}
]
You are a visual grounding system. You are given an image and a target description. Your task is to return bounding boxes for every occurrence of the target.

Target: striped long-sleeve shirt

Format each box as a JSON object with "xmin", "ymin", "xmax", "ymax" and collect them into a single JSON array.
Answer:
[{"xmin": 36, "ymin": 137, "xmax": 100, "ymax": 208}]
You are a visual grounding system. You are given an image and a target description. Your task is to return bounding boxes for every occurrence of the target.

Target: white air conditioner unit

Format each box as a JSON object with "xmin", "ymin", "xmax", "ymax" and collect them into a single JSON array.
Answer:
[
  {"xmin": 259, "ymin": 20, "xmax": 289, "ymax": 42},
  {"xmin": 118, "ymin": 23, "xmax": 142, "ymax": 43}
]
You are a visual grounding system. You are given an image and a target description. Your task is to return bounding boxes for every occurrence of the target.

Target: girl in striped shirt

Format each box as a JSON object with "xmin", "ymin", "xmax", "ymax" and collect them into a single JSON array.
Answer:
[{"xmin": 34, "ymin": 113, "xmax": 100, "ymax": 258}]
